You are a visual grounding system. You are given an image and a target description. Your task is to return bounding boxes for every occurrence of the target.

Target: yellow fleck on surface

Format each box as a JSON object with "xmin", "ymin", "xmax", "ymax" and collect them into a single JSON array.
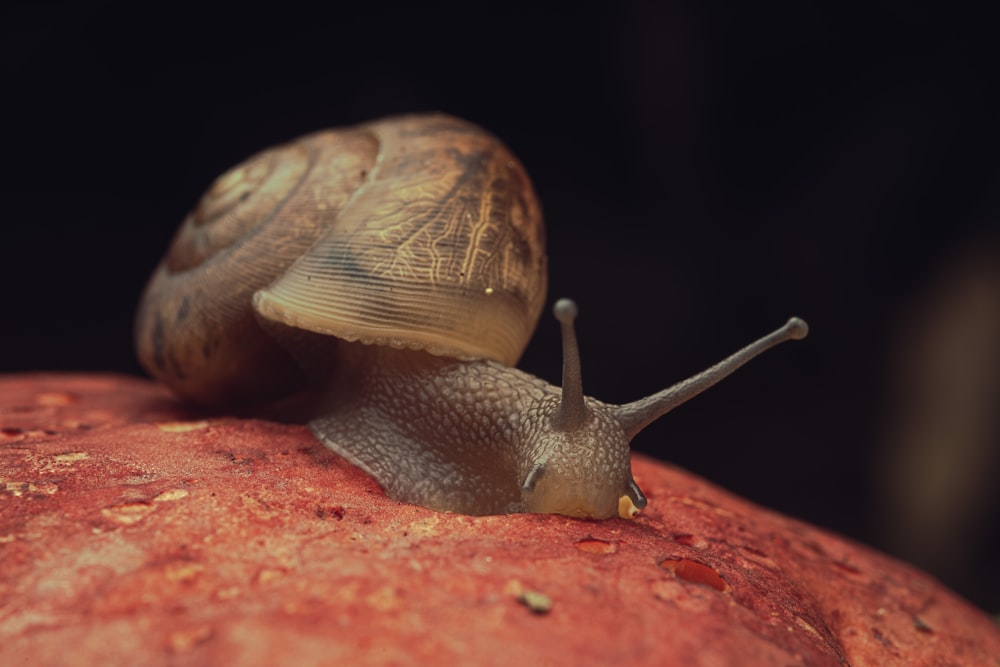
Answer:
[
  {"xmin": 167, "ymin": 625, "xmax": 212, "ymax": 653},
  {"xmin": 215, "ymin": 586, "xmax": 242, "ymax": 601},
  {"xmin": 157, "ymin": 421, "xmax": 210, "ymax": 433},
  {"xmin": 4, "ymin": 481, "xmax": 59, "ymax": 496},
  {"xmin": 257, "ymin": 568, "xmax": 286, "ymax": 585},
  {"xmin": 794, "ymin": 615, "xmax": 824, "ymax": 640},
  {"xmin": 153, "ymin": 489, "xmax": 190, "ymax": 502},
  {"xmin": 405, "ymin": 516, "xmax": 443, "ymax": 536},
  {"xmin": 52, "ymin": 452, "xmax": 89, "ymax": 463},
  {"xmin": 366, "ymin": 585, "xmax": 404, "ymax": 612},
  {"xmin": 35, "ymin": 392, "xmax": 76, "ymax": 406},
  {"xmin": 576, "ymin": 538, "xmax": 618, "ymax": 555},
  {"xmin": 518, "ymin": 590, "xmax": 553, "ymax": 613},
  {"xmin": 165, "ymin": 562, "xmax": 204, "ymax": 583},
  {"xmin": 101, "ymin": 503, "xmax": 156, "ymax": 525},
  {"xmin": 506, "ymin": 579, "xmax": 553, "ymax": 613}
]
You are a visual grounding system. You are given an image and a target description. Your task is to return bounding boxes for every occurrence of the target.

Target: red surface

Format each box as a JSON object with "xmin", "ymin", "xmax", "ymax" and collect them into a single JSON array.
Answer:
[{"xmin": 2, "ymin": 373, "xmax": 998, "ymax": 666}]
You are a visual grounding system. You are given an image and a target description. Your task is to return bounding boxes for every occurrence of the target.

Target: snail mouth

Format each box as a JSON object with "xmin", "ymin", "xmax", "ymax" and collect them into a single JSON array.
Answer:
[
  {"xmin": 522, "ymin": 480, "xmax": 620, "ymax": 520},
  {"xmin": 520, "ymin": 464, "xmax": 638, "ymax": 520},
  {"xmin": 544, "ymin": 492, "xmax": 643, "ymax": 520}
]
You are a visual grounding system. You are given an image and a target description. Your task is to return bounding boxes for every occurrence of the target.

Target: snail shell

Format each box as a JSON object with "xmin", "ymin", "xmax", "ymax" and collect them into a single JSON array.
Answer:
[{"xmin": 135, "ymin": 113, "xmax": 546, "ymax": 410}]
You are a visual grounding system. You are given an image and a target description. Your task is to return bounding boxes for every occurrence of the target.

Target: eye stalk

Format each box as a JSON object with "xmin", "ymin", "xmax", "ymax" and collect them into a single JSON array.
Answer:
[{"xmin": 552, "ymin": 298, "xmax": 588, "ymax": 431}]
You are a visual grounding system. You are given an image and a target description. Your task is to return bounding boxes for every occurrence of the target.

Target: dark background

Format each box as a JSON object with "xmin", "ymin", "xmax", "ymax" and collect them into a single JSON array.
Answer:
[{"xmin": 3, "ymin": 3, "xmax": 998, "ymax": 612}]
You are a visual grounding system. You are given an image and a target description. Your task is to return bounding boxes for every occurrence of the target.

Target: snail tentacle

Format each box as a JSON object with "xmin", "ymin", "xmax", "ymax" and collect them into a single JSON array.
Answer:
[
  {"xmin": 551, "ymin": 298, "xmax": 589, "ymax": 431},
  {"xmin": 612, "ymin": 317, "xmax": 809, "ymax": 440}
]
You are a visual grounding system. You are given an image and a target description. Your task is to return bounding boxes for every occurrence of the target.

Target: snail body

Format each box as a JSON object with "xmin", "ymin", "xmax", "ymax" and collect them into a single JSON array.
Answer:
[
  {"xmin": 136, "ymin": 113, "xmax": 807, "ymax": 519},
  {"xmin": 308, "ymin": 342, "xmax": 637, "ymax": 517}
]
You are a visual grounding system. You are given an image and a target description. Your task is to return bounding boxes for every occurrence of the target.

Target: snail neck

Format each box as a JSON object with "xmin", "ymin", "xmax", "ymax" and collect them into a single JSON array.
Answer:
[
  {"xmin": 330, "ymin": 339, "xmax": 457, "ymax": 382},
  {"xmin": 310, "ymin": 341, "xmax": 551, "ymax": 516},
  {"xmin": 321, "ymin": 340, "xmax": 550, "ymax": 423}
]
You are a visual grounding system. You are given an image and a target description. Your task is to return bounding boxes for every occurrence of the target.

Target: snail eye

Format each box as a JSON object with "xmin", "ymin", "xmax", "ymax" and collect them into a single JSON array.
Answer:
[{"xmin": 521, "ymin": 465, "xmax": 546, "ymax": 493}]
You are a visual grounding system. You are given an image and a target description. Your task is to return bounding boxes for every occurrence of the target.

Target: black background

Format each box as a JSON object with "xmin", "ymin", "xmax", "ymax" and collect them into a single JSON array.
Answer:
[{"xmin": 3, "ymin": 3, "xmax": 998, "ymax": 612}]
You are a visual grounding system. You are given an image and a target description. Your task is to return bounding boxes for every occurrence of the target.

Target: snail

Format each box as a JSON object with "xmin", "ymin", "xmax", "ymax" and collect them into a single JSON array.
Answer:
[{"xmin": 135, "ymin": 113, "xmax": 808, "ymax": 520}]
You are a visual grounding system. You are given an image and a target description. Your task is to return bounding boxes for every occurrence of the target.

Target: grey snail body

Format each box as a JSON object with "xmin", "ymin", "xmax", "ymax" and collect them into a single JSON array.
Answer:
[{"xmin": 135, "ymin": 113, "xmax": 807, "ymax": 520}]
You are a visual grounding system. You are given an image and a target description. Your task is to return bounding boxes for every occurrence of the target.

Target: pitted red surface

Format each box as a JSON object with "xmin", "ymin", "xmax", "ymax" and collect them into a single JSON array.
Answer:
[{"xmin": 2, "ymin": 374, "xmax": 998, "ymax": 666}]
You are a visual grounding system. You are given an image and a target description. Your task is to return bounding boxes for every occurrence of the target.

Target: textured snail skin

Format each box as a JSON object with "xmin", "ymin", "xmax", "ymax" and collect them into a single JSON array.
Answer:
[
  {"xmin": 310, "ymin": 343, "xmax": 642, "ymax": 518},
  {"xmin": 136, "ymin": 113, "xmax": 806, "ymax": 520}
]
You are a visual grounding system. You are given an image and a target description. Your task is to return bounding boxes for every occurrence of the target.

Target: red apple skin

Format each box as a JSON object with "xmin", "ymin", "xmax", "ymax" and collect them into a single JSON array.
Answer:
[{"xmin": 2, "ymin": 374, "xmax": 998, "ymax": 666}]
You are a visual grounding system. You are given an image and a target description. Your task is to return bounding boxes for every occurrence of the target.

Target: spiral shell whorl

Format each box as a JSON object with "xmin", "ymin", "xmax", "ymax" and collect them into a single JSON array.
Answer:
[
  {"xmin": 135, "ymin": 113, "xmax": 546, "ymax": 409},
  {"xmin": 134, "ymin": 127, "xmax": 378, "ymax": 407}
]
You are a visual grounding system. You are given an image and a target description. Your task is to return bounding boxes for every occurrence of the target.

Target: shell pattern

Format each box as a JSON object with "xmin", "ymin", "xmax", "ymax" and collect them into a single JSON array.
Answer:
[{"xmin": 135, "ymin": 114, "xmax": 547, "ymax": 409}]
